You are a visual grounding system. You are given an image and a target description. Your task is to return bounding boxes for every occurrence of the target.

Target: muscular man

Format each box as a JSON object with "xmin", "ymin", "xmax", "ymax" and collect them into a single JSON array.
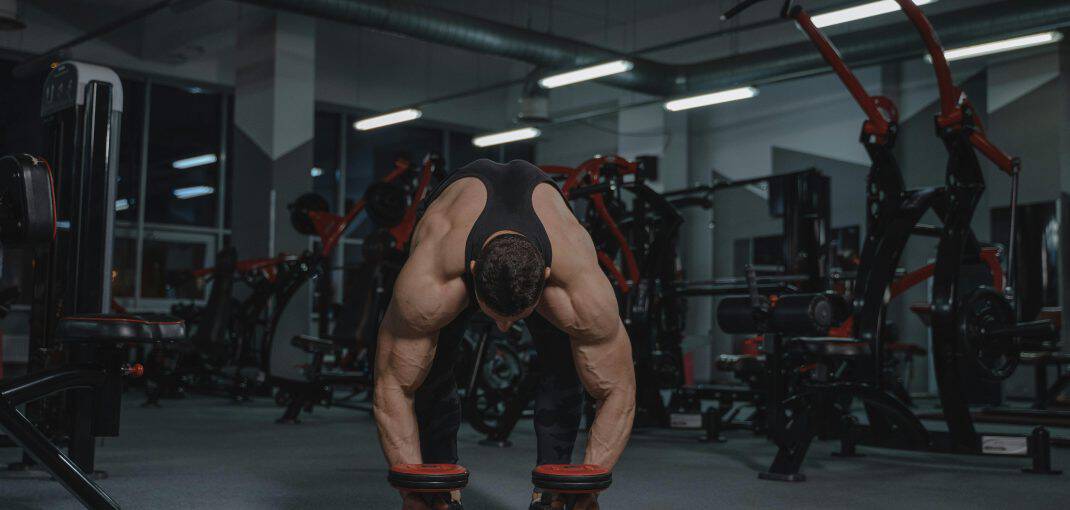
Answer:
[{"xmin": 374, "ymin": 159, "xmax": 636, "ymax": 509}]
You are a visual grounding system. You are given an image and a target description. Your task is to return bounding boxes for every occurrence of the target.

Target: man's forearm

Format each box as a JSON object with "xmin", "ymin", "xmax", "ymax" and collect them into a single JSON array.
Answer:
[
  {"xmin": 582, "ymin": 384, "xmax": 635, "ymax": 469},
  {"xmin": 373, "ymin": 384, "xmax": 423, "ymax": 466}
]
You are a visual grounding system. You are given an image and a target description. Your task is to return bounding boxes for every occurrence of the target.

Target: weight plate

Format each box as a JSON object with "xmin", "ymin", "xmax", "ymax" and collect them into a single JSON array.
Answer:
[
  {"xmin": 289, "ymin": 193, "xmax": 330, "ymax": 235},
  {"xmin": 465, "ymin": 340, "xmax": 524, "ymax": 435},
  {"xmin": 958, "ymin": 287, "xmax": 1019, "ymax": 381},
  {"xmin": 364, "ymin": 182, "xmax": 408, "ymax": 228}
]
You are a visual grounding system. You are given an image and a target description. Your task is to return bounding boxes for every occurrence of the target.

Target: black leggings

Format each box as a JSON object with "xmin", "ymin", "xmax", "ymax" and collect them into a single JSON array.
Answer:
[{"xmin": 415, "ymin": 311, "xmax": 583, "ymax": 466}]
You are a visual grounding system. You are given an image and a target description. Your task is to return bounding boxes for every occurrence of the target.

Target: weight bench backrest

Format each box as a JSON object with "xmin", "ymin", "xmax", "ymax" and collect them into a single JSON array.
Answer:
[{"xmin": 191, "ymin": 247, "xmax": 237, "ymax": 349}]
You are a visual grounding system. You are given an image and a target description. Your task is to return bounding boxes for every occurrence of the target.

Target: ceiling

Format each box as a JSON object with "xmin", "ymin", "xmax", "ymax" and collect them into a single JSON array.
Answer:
[{"xmin": 19, "ymin": 0, "xmax": 1012, "ymax": 72}]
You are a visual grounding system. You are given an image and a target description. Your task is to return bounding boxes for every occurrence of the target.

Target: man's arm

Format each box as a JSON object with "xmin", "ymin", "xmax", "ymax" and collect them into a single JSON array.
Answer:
[
  {"xmin": 539, "ymin": 236, "xmax": 636, "ymax": 470},
  {"xmin": 373, "ymin": 233, "xmax": 467, "ymax": 467}
]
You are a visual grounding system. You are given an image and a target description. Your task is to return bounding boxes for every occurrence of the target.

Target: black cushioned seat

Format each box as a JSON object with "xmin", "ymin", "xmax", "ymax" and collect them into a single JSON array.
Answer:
[
  {"xmin": 57, "ymin": 314, "xmax": 186, "ymax": 344},
  {"xmin": 292, "ymin": 334, "xmax": 344, "ymax": 354},
  {"xmin": 790, "ymin": 337, "xmax": 870, "ymax": 358}
]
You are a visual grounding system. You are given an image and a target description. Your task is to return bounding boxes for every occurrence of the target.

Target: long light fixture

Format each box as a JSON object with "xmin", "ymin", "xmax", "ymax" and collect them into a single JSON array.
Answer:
[
  {"xmin": 173, "ymin": 185, "xmax": 215, "ymax": 199},
  {"xmin": 354, "ymin": 108, "xmax": 422, "ymax": 131},
  {"xmin": 937, "ymin": 31, "xmax": 1063, "ymax": 62},
  {"xmin": 172, "ymin": 153, "xmax": 218, "ymax": 169},
  {"xmin": 538, "ymin": 60, "xmax": 635, "ymax": 89},
  {"xmin": 472, "ymin": 127, "xmax": 541, "ymax": 147},
  {"xmin": 812, "ymin": 0, "xmax": 936, "ymax": 28},
  {"xmin": 664, "ymin": 86, "xmax": 759, "ymax": 112}
]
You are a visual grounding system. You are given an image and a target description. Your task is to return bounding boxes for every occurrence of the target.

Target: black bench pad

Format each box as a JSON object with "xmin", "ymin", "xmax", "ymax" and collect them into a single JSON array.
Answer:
[
  {"xmin": 790, "ymin": 337, "xmax": 870, "ymax": 357},
  {"xmin": 57, "ymin": 314, "xmax": 186, "ymax": 344}
]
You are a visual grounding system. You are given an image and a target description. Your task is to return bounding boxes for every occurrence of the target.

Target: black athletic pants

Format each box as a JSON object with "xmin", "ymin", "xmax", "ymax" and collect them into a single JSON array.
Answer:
[{"xmin": 414, "ymin": 310, "xmax": 583, "ymax": 466}]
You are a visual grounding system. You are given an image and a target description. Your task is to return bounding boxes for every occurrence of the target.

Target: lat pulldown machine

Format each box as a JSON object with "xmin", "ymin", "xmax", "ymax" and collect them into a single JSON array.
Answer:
[{"xmin": 720, "ymin": 0, "xmax": 1061, "ymax": 481}]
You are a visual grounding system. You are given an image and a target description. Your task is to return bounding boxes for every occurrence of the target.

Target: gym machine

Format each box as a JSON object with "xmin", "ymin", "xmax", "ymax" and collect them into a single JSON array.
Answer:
[
  {"xmin": 0, "ymin": 61, "xmax": 187, "ymax": 509},
  {"xmin": 270, "ymin": 154, "xmax": 439, "ymax": 423},
  {"xmin": 668, "ymin": 169, "xmax": 832, "ymax": 439},
  {"xmin": 720, "ymin": 0, "xmax": 1061, "ymax": 481},
  {"xmin": 545, "ymin": 155, "xmax": 694, "ymax": 428}
]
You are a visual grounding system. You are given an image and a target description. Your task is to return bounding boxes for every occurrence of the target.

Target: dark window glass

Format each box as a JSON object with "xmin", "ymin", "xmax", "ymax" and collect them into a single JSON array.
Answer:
[
  {"xmin": 314, "ymin": 112, "xmax": 341, "ymax": 213},
  {"xmin": 992, "ymin": 202, "xmax": 1060, "ymax": 318},
  {"xmin": 112, "ymin": 236, "xmax": 138, "ymax": 298},
  {"xmin": 116, "ymin": 79, "xmax": 145, "ymax": 222},
  {"xmin": 447, "ymin": 132, "xmax": 498, "ymax": 172},
  {"xmin": 224, "ymin": 95, "xmax": 234, "ymax": 229},
  {"xmin": 0, "ymin": 247, "xmax": 36, "ymax": 305},
  {"xmin": 753, "ymin": 235, "xmax": 784, "ymax": 270},
  {"xmin": 831, "ymin": 226, "xmax": 861, "ymax": 271},
  {"xmin": 145, "ymin": 84, "xmax": 222, "ymax": 226},
  {"xmin": 0, "ymin": 60, "xmax": 44, "ymax": 158},
  {"xmin": 504, "ymin": 141, "xmax": 536, "ymax": 163},
  {"xmin": 140, "ymin": 239, "xmax": 207, "ymax": 299},
  {"xmin": 345, "ymin": 121, "xmax": 443, "ymax": 239},
  {"xmin": 341, "ymin": 242, "xmax": 366, "ymax": 305}
]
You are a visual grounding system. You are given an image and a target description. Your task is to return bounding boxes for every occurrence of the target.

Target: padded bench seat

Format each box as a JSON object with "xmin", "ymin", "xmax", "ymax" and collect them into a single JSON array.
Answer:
[
  {"xmin": 291, "ymin": 334, "xmax": 345, "ymax": 354},
  {"xmin": 57, "ymin": 314, "xmax": 186, "ymax": 344},
  {"xmin": 319, "ymin": 370, "xmax": 371, "ymax": 385},
  {"xmin": 789, "ymin": 337, "xmax": 870, "ymax": 358}
]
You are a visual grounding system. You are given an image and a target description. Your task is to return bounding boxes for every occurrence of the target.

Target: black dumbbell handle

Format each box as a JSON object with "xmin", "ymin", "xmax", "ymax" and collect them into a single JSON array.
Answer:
[{"xmin": 988, "ymin": 320, "xmax": 1057, "ymax": 340}]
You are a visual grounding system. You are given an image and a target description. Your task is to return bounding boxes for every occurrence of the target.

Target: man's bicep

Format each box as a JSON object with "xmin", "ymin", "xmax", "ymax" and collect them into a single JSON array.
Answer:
[
  {"xmin": 571, "ymin": 318, "xmax": 633, "ymax": 400},
  {"xmin": 375, "ymin": 311, "xmax": 439, "ymax": 394},
  {"xmin": 375, "ymin": 250, "xmax": 464, "ymax": 392}
]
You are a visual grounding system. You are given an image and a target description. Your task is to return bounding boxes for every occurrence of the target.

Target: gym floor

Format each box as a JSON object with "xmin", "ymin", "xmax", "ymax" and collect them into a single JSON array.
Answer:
[{"xmin": 2, "ymin": 395, "xmax": 1067, "ymax": 509}]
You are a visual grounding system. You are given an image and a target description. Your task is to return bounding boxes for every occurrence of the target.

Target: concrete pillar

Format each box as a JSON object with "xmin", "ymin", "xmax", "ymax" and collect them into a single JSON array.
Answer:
[{"xmin": 232, "ymin": 11, "xmax": 316, "ymax": 378}]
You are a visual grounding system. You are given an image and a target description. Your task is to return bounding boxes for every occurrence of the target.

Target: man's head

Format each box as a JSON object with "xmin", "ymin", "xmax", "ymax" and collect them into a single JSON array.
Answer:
[{"xmin": 470, "ymin": 233, "xmax": 550, "ymax": 331}]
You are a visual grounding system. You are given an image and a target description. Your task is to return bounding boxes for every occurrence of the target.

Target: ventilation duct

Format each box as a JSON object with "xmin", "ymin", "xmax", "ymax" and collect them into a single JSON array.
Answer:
[{"xmin": 238, "ymin": 0, "xmax": 1070, "ymax": 96}]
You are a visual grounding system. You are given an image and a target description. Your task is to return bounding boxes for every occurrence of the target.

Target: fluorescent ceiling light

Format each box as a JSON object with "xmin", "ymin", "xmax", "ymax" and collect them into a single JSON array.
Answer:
[
  {"xmin": 472, "ymin": 127, "xmax": 541, "ymax": 147},
  {"xmin": 311, "ymin": 167, "xmax": 324, "ymax": 177},
  {"xmin": 173, "ymin": 185, "xmax": 215, "ymax": 199},
  {"xmin": 115, "ymin": 198, "xmax": 131, "ymax": 212},
  {"xmin": 812, "ymin": 0, "xmax": 936, "ymax": 28},
  {"xmin": 664, "ymin": 86, "xmax": 759, "ymax": 112},
  {"xmin": 539, "ymin": 60, "xmax": 635, "ymax": 89},
  {"xmin": 935, "ymin": 31, "xmax": 1063, "ymax": 62},
  {"xmin": 354, "ymin": 109, "xmax": 422, "ymax": 131},
  {"xmin": 172, "ymin": 153, "xmax": 218, "ymax": 169}
]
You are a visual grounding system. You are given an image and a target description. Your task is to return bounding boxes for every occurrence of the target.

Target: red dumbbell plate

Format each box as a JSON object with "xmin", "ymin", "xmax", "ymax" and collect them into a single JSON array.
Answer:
[
  {"xmin": 532, "ymin": 464, "xmax": 612, "ymax": 494},
  {"xmin": 388, "ymin": 464, "xmax": 469, "ymax": 493}
]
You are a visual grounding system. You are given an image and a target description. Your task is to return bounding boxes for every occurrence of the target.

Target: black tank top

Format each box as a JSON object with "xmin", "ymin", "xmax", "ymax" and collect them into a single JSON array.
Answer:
[{"xmin": 418, "ymin": 159, "xmax": 561, "ymax": 272}]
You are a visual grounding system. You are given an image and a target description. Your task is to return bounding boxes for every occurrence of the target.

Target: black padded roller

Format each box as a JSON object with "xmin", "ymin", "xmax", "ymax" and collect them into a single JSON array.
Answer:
[
  {"xmin": 531, "ymin": 465, "xmax": 612, "ymax": 493},
  {"xmin": 717, "ymin": 295, "xmax": 769, "ymax": 335},
  {"xmin": 771, "ymin": 294, "xmax": 833, "ymax": 336},
  {"xmin": 388, "ymin": 465, "xmax": 469, "ymax": 492}
]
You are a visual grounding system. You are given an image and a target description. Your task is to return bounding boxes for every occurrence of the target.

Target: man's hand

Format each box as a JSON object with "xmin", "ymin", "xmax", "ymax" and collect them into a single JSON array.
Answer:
[
  {"xmin": 401, "ymin": 492, "xmax": 431, "ymax": 510},
  {"xmin": 530, "ymin": 492, "xmax": 599, "ymax": 510},
  {"xmin": 400, "ymin": 491, "xmax": 457, "ymax": 510}
]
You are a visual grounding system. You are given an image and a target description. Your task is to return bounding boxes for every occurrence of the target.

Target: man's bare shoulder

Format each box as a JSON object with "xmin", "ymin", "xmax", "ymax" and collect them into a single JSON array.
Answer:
[
  {"xmin": 410, "ymin": 177, "xmax": 486, "ymax": 273},
  {"xmin": 531, "ymin": 183, "xmax": 596, "ymax": 280}
]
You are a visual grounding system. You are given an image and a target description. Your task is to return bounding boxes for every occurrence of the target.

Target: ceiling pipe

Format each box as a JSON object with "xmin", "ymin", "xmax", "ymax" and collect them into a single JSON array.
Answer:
[
  {"xmin": 238, "ymin": 0, "xmax": 1070, "ymax": 98},
  {"xmin": 234, "ymin": 0, "xmax": 679, "ymax": 96}
]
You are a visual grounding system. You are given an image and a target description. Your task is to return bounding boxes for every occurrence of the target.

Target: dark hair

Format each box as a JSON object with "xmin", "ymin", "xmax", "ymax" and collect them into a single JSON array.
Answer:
[{"xmin": 473, "ymin": 234, "xmax": 546, "ymax": 316}]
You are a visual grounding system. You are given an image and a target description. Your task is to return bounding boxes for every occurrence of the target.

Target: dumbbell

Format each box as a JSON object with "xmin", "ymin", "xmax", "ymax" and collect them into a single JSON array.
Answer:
[
  {"xmin": 530, "ymin": 464, "xmax": 612, "ymax": 510},
  {"xmin": 388, "ymin": 464, "xmax": 469, "ymax": 509}
]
